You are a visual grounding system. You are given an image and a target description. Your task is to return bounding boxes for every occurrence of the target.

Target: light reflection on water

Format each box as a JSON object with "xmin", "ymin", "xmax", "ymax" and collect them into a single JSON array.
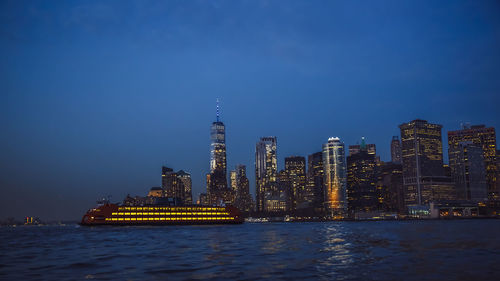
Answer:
[{"xmin": 0, "ymin": 220, "xmax": 499, "ymax": 280}]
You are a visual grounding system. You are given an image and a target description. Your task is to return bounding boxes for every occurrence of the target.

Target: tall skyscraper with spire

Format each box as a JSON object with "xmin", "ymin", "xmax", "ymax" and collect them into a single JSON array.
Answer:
[{"xmin": 207, "ymin": 99, "xmax": 229, "ymax": 205}]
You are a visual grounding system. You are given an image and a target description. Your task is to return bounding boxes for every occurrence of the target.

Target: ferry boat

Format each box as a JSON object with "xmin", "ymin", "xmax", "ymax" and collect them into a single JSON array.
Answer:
[{"xmin": 80, "ymin": 203, "xmax": 244, "ymax": 226}]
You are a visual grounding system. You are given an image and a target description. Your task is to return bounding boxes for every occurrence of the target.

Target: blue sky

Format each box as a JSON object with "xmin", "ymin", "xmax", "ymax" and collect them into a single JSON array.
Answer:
[{"xmin": 1, "ymin": 0, "xmax": 499, "ymax": 220}]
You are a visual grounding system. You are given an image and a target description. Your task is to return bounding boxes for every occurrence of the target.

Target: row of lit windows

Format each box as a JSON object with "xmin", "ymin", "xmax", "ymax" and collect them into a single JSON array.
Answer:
[
  {"xmin": 105, "ymin": 217, "xmax": 234, "ymax": 221},
  {"xmin": 117, "ymin": 207, "xmax": 225, "ymax": 211},
  {"xmin": 111, "ymin": 212, "xmax": 229, "ymax": 216}
]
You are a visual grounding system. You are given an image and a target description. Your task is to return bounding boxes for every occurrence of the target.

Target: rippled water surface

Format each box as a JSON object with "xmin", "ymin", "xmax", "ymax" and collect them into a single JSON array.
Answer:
[{"xmin": 1, "ymin": 220, "xmax": 499, "ymax": 280}]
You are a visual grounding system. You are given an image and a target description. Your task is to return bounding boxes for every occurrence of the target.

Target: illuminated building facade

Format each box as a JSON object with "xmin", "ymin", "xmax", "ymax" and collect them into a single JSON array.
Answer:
[
  {"xmin": 285, "ymin": 156, "xmax": 306, "ymax": 210},
  {"xmin": 391, "ymin": 136, "xmax": 402, "ymax": 164},
  {"xmin": 348, "ymin": 137, "xmax": 376, "ymax": 156},
  {"xmin": 233, "ymin": 164, "xmax": 253, "ymax": 212},
  {"xmin": 322, "ymin": 137, "xmax": 347, "ymax": 217},
  {"xmin": 399, "ymin": 119, "xmax": 445, "ymax": 206},
  {"xmin": 307, "ymin": 151, "xmax": 324, "ymax": 209},
  {"xmin": 207, "ymin": 101, "xmax": 230, "ymax": 205},
  {"xmin": 448, "ymin": 125, "xmax": 498, "ymax": 199},
  {"xmin": 161, "ymin": 167, "xmax": 192, "ymax": 204},
  {"xmin": 377, "ymin": 162, "xmax": 404, "ymax": 213},
  {"xmin": 277, "ymin": 169, "xmax": 292, "ymax": 212},
  {"xmin": 450, "ymin": 142, "xmax": 487, "ymax": 201},
  {"xmin": 177, "ymin": 170, "xmax": 193, "ymax": 205},
  {"xmin": 148, "ymin": 187, "xmax": 163, "ymax": 197},
  {"xmin": 255, "ymin": 137, "xmax": 277, "ymax": 212},
  {"xmin": 346, "ymin": 147, "xmax": 378, "ymax": 215}
]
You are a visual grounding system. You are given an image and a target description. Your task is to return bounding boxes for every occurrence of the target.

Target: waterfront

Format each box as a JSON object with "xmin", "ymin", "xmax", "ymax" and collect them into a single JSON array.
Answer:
[{"xmin": 0, "ymin": 220, "xmax": 499, "ymax": 280}]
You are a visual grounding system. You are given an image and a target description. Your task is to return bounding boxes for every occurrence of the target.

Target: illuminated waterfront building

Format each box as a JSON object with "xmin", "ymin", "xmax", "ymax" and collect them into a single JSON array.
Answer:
[
  {"xmin": 448, "ymin": 125, "xmax": 498, "ymax": 199},
  {"xmin": 450, "ymin": 142, "xmax": 487, "ymax": 201},
  {"xmin": 307, "ymin": 151, "xmax": 324, "ymax": 209},
  {"xmin": 322, "ymin": 137, "xmax": 347, "ymax": 217},
  {"xmin": 207, "ymin": 100, "xmax": 230, "ymax": 205},
  {"xmin": 391, "ymin": 136, "xmax": 402, "ymax": 164},
  {"xmin": 285, "ymin": 156, "xmax": 307, "ymax": 210},
  {"xmin": 399, "ymin": 119, "xmax": 447, "ymax": 206},
  {"xmin": 346, "ymin": 144, "xmax": 378, "ymax": 215},
  {"xmin": 255, "ymin": 137, "xmax": 278, "ymax": 212}
]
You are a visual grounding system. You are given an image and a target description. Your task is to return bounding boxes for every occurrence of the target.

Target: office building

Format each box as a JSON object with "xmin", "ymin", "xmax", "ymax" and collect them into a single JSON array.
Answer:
[
  {"xmin": 322, "ymin": 137, "xmax": 347, "ymax": 217},
  {"xmin": 349, "ymin": 137, "xmax": 376, "ymax": 156},
  {"xmin": 448, "ymin": 125, "xmax": 498, "ymax": 199},
  {"xmin": 233, "ymin": 164, "xmax": 253, "ymax": 212},
  {"xmin": 391, "ymin": 136, "xmax": 402, "ymax": 164},
  {"xmin": 207, "ymin": 101, "xmax": 230, "ymax": 205},
  {"xmin": 377, "ymin": 162, "xmax": 404, "ymax": 213},
  {"xmin": 177, "ymin": 170, "xmax": 193, "ymax": 205},
  {"xmin": 255, "ymin": 137, "xmax": 277, "ymax": 212},
  {"xmin": 285, "ymin": 156, "xmax": 307, "ymax": 210},
  {"xmin": 399, "ymin": 119, "xmax": 446, "ymax": 206},
  {"xmin": 307, "ymin": 151, "xmax": 324, "ymax": 209},
  {"xmin": 347, "ymin": 145, "xmax": 378, "ymax": 215},
  {"xmin": 451, "ymin": 142, "xmax": 487, "ymax": 201}
]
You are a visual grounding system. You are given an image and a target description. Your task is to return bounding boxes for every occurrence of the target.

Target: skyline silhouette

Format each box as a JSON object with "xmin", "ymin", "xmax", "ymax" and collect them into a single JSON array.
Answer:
[{"xmin": 1, "ymin": 0, "xmax": 499, "ymax": 220}]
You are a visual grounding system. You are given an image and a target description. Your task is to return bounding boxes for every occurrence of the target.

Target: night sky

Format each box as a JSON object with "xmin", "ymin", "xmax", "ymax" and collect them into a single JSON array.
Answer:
[{"xmin": 1, "ymin": 0, "xmax": 499, "ymax": 221}]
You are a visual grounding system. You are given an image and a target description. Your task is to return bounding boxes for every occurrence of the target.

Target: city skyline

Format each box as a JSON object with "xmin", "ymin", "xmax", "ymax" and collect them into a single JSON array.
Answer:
[{"xmin": 1, "ymin": 1, "xmax": 500, "ymax": 220}]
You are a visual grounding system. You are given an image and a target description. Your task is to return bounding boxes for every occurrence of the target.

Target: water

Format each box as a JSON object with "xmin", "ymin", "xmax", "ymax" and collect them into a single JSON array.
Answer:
[{"xmin": 1, "ymin": 220, "xmax": 499, "ymax": 280}]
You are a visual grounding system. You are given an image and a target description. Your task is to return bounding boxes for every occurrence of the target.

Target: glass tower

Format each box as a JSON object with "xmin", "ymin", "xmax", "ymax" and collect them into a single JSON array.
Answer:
[
  {"xmin": 322, "ymin": 137, "xmax": 347, "ymax": 218},
  {"xmin": 255, "ymin": 137, "xmax": 277, "ymax": 212}
]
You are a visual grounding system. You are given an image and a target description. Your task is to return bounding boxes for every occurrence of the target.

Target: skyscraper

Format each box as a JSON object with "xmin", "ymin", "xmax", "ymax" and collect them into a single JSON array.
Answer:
[
  {"xmin": 207, "ymin": 100, "xmax": 229, "ymax": 205},
  {"xmin": 284, "ymin": 156, "xmax": 306, "ymax": 210},
  {"xmin": 399, "ymin": 119, "xmax": 447, "ymax": 206},
  {"xmin": 233, "ymin": 164, "xmax": 253, "ymax": 212},
  {"xmin": 322, "ymin": 137, "xmax": 347, "ymax": 217},
  {"xmin": 450, "ymin": 142, "xmax": 487, "ymax": 201},
  {"xmin": 161, "ymin": 166, "xmax": 192, "ymax": 204},
  {"xmin": 307, "ymin": 151, "xmax": 324, "ymax": 209},
  {"xmin": 346, "ymin": 146, "xmax": 378, "ymax": 215},
  {"xmin": 255, "ymin": 136, "xmax": 277, "ymax": 213},
  {"xmin": 161, "ymin": 166, "xmax": 180, "ymax": 199},
  {"xmin": 448, "ymin": 125, "xmax": 498, "ymax": 199},
  {"xmin": 177, "ymin": 170, "xmax": 193, "ymax": 205},
  {"xmin": 391, "ymin": 136, "xmax": 402, "ymax": 164},
  {"xmin": 377, "ymin": 162, "xmax": 404, "ymax": 213},
  {"xmin": 348, "ymin": 137, "xmax": 376, "ymax": 156}
]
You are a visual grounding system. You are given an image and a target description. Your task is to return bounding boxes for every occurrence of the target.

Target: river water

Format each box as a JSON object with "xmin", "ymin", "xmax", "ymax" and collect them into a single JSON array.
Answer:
[{"xmin": 1, "ymin": 220, "xmax": 499, "ymax": 280}]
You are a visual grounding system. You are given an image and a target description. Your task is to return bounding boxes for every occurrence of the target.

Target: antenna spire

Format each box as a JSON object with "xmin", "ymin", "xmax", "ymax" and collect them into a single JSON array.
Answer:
[{"xmin": 216, "ymin": 98, "xmax": 220, "ymax": 122}]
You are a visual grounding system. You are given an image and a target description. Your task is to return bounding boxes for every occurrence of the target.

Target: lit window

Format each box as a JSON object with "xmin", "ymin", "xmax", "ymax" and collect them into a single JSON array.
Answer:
[{"xmin": 131, "ymin": 212, "xmax": 136, "ymax": 215}]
